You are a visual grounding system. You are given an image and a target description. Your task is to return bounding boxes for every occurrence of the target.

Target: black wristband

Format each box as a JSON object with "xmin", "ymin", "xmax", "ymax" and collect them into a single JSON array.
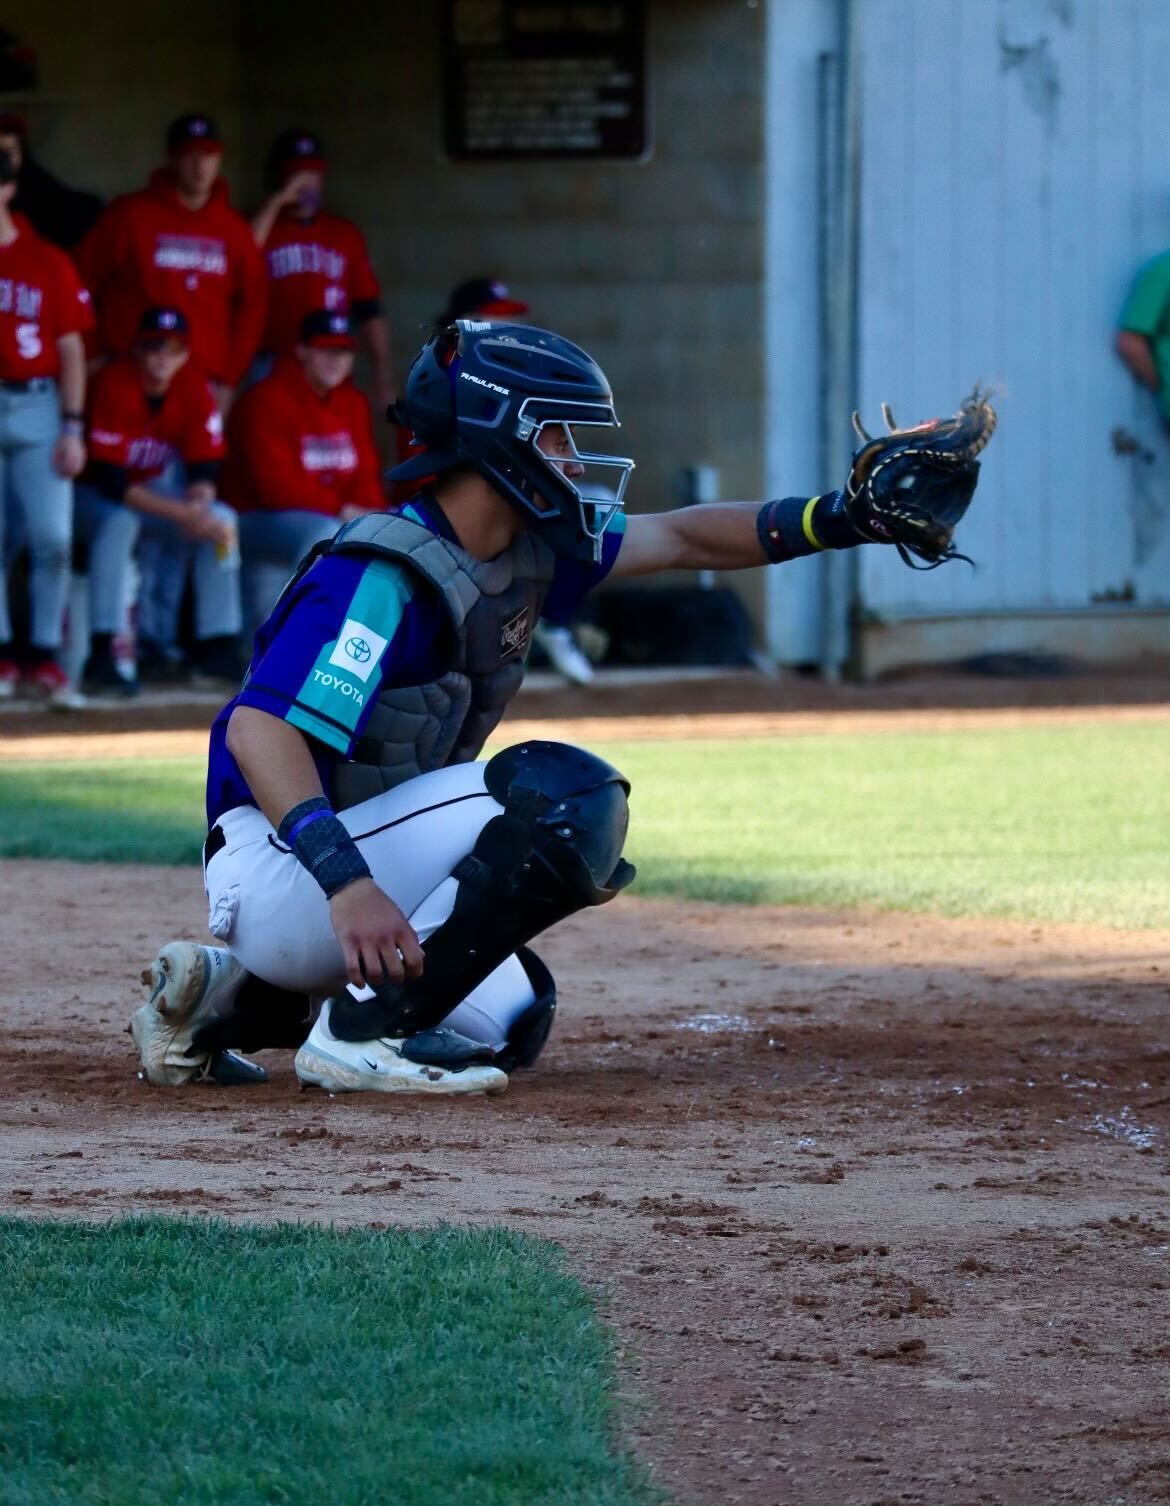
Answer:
[
  {"xmin": 89, "ymin": 459, "xmax": 130, "ymax": 502},
  {"xmin": 186, "ymin": 459, "xmax": 221, "ymax": 486},
  {"xmin": 277, "ymin": 796, "xmax": 330, "ymax": 845},
  {"xmin": 757, "ymin": 490, "xmax": 864, "ymax": 563},
  {"xmin": 278, "ymin": 797, "xmax": 371, "ymax": 899}
]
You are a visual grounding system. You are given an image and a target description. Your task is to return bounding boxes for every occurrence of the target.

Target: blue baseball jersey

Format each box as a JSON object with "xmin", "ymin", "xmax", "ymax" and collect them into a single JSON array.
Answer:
[{"xmin": 205, "ymin": 496, "xmax": 625, "ymax": 826}]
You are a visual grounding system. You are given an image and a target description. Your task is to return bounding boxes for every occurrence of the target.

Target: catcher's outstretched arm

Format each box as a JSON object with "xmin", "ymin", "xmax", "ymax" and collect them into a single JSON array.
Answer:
[
  {"xmin": 611, "ymin": 388, "xmax": 996, "ymax": 579},
  {"xmin": 610, "ymin": 489, "xmax": 870, "ymax": 580},
  {"xmin": 612, "ymin": 502, "xmax": 765, "ymax": 577}
]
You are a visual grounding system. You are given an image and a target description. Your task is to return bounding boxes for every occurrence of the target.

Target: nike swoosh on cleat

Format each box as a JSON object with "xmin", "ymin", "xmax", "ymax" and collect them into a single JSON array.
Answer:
[{"xmin": 362, "ymin": 1057, "xmax": 381, "ymax": 1072}]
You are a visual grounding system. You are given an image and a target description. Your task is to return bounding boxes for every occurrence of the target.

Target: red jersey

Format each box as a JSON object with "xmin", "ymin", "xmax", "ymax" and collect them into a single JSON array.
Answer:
[
  {"xmin": 260, "ymin": 210, "xmax": 380, "ymax": 356},
  {"xmin": 76, "ymin": 171, "xmax": 267, "ymax": 386},
  {"xmin": 0, "ymin": 215, "xmax": 93, "ymax": 380},
  {"xmin": 87, "ymin": 356, "xmax": 224, "ymax": 487},
  {"xmin": 223, "ymin": 357, "xmax": 382, "ymax": 518}
]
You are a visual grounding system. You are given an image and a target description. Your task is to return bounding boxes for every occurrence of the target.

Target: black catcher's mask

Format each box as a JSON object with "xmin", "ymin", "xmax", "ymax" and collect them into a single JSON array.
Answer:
[{"xmin": 387, "ymin": 320, "xmax": 634, "ymax": 565}]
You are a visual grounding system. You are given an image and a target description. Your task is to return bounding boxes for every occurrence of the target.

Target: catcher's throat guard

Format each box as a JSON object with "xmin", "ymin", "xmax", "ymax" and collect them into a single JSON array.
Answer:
[{"xmin": 844, "ymin": 387, "xmax": 997, "ymax": 569}]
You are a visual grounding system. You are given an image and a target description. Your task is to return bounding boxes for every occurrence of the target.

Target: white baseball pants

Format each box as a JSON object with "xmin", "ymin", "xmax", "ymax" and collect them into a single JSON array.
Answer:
[{"xmin": 202, "ymin": 762, "xmax": 537, "ymax": 1048}]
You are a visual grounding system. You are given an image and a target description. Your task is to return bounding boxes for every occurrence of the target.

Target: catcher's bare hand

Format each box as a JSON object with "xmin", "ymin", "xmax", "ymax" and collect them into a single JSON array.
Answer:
[
  {"xmin": 330, "ymin": 877, "xmax": 425, "ymax": 989},
  {"xmin": 844, "ymin": 387, "xmax": 997, "ymax": 568}
]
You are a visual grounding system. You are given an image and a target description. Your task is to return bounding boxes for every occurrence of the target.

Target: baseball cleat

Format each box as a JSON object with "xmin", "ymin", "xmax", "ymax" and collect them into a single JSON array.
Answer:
[
  {"xmin": 26, "ymin": 659, "xmax": 87, "ymax": 711},
  {"xmin": 533, "ymin": 622, "xmax": 594, "ymax": 685},
  {"xmin": 81, "ymin": 650, "xmax": 140, "ymax": 700},
  {"xmin": 206, "ymin": 1049, "xmax": 268, "ymax": 1086},
  {"xmin": 294, "ymin": 1001, "xmax": 508, "ymax": 1097},
  {"xmin": 132, "ymin": 941, "xmax": 255, "ymax": 1087}
]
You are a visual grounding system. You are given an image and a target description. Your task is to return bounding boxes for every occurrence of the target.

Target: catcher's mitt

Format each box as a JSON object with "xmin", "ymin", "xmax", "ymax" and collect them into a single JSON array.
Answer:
[{"xmin": 844, "ymin": 388, "xmax": 997, "ymax": 568}]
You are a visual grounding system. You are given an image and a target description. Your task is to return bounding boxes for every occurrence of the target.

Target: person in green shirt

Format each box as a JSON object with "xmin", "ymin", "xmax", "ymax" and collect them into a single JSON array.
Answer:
[{"xmin": 1116, "ymin": 250, "xmax": 1170, "ymax": 426}]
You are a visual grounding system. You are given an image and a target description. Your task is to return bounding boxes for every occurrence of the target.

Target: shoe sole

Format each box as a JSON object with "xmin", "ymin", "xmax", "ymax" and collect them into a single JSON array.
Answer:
[
  {"xmin": 130, "ymin": 1000, "xmax": 202, "ymax": 1086},
  {"xmin": 140, "ymin": 944, "xmax": 209, "ymax": 1020},
  {"xmin": 132, "ymin": 944, "xmax": 220, "ymax": 1086},
  {"xmin": 294, "ymin": 1045, "xmax": 508, "ymax": 1097}
]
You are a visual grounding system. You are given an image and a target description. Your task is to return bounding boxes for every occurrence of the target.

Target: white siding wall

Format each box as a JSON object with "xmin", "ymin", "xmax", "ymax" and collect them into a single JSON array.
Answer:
[
  {"xmin": 856, "ymin": 0, "xmax": 1170, "ymax": 618},
  {"xmin": 763, "ymin": 0, "xmax": 841, "ymax": 662}
]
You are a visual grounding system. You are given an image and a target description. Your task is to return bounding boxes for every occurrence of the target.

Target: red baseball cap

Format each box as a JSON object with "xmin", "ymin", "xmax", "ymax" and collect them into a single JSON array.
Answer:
[
  {"xmin": 300, "ymin": 310, "xmax": 356, "ymax": 349},
  {"xmin": 137, "ymin": 305, "xmax": 189, "ymax": 345},
  {"xmin": 272, "ymin": 128, "xmax": 326, "ymax": 177},
  {"xmin": 444, "ymin": 278, "xmax": 529, "ymax": 321},
  {"xmin": 166, "ymin": 112, "xmax": 223, "ymax": 155}
]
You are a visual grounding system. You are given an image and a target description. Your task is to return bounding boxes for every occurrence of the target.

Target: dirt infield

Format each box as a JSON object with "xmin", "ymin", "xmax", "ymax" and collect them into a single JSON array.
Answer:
[{"xmin": 3, "ymin": 857, "xmax": 1168, "ymax": 1506}]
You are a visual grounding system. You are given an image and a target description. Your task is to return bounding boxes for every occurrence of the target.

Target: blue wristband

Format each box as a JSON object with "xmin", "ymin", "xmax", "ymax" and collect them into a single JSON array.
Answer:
[
  {"xmin": 278, "ymin": 796, "xmax": 332, "ymax": 846},
  {"xmin": 287, "ymin": 808, "xmax": 334, "ymax": 845},
  {"xmin": 278, "ymin": 798, "xmax": 371, "ymax": 899}
]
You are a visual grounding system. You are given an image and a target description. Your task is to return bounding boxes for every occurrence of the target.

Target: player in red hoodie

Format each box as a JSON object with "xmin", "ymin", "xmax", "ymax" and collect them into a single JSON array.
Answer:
[
  {"xmin": 251, "ymin": 129, "xmax": 394, "ymax": 416},
  {"xmin": 76, "ymin": 113, "xmax": 266, "ymax": 405},
  {"xmin": 225, "ymin": 310, "xmax": 383, "ymax": 634}
]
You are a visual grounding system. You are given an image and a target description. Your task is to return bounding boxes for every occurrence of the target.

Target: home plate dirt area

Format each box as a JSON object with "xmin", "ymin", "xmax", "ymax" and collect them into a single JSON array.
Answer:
[{"xmin": 2, "ymin": 856, "xmax": 1167, "ymax": 1506}]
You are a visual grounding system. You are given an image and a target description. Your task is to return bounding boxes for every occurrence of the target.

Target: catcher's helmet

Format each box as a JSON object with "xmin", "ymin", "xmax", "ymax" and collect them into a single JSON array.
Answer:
[{"xmin": 388, "ymin": 320, "xmax": 634, "ymax": 564}]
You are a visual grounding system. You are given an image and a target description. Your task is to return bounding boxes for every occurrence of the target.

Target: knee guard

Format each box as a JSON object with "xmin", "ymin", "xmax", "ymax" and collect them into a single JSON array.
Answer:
[{"xmin": 328, "ymin": 742, "xmax": 634, "ymax": 1042}]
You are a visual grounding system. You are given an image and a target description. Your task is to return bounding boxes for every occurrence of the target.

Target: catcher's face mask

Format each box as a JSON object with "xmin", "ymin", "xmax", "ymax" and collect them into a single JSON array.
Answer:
[{"xmin": 526, "ymin": 419, "xmax": 631, "ymax": 559}]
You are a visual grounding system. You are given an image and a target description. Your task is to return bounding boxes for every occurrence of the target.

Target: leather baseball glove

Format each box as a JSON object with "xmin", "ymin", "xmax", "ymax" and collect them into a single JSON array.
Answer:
[{"xmin": 844, "ymin": 388, "xmax": 997, "ymax": 568}]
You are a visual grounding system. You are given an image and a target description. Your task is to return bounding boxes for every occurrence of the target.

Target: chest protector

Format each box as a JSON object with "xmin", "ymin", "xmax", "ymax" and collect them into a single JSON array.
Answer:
[{"xmin": 326, "ymin": 512, "xmax": 557, "ymax": 809}]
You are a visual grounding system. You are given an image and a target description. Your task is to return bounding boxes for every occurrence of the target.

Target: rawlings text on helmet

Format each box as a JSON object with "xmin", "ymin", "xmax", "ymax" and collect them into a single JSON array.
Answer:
[{"xmin": 459, "ymin": 371, "xmax": 510, "ymax": 397}]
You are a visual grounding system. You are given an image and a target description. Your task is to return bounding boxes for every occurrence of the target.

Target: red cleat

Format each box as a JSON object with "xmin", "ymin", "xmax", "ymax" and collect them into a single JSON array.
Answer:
[{"xmin": 25, "ymin": 659, "xmax": 85, "ymax": 710}]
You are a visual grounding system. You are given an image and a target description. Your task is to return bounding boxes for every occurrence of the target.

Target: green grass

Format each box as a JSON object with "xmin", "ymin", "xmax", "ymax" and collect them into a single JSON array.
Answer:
[
  {"xmin": 1, "ymin": 720, "xmax": 1166, "ymax": 927},
  {"xmin": 0, "ymin": 1217, "xmax": 656, "ymax": 1506},
  {"xmin": 614, "ymin": 720, "xmax": 1170, "ymax": 928},
  {"xmin": 0, "ymin": 757, "xmax": 207, "ymax": 864}
]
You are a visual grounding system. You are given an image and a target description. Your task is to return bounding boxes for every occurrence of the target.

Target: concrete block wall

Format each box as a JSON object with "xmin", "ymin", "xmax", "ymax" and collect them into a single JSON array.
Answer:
[
  {"xmin": 4, "ymin": 0, "xmax": 245, "ymax": 207},
  {"xmin": 11, "ymin": 0, "xmax": 768, "ymax": 627},
  {"xmin": 240, "ymin": 0, "xmax": 767, "ymax": 619}
]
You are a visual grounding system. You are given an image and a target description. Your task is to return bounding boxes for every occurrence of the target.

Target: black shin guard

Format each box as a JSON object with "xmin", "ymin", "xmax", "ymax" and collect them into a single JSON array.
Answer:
[
  {"xmin": 190, "ymin": 974, "xmax": 314, "ymax": 1055},
  {"xmin": 329, "ymin": 742, "xmax": 634, "ymax": 1043},
  {"xmin": 495, "ymin": 946, "xmax": 557, "ymax": 1072}
]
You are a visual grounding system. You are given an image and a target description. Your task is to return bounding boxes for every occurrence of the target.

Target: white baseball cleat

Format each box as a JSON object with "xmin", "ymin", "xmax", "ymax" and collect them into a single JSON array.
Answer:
[
  {"xmin": 132, "ymin": 941, "xmax": 249, "ymax": 1086},
  {"xmin": 534, "ymin": 622, "xmax": 594, "ymax": 686},
  {"xmin": 295, "ymin": 1000, "xmax": 509, "ymax": 1097}
]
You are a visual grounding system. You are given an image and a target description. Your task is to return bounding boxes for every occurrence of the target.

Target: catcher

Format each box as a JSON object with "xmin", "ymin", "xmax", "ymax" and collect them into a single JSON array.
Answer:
[{"xmin": 131, "ymin": 320, "xmax": 995, "ymax": 1095}]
